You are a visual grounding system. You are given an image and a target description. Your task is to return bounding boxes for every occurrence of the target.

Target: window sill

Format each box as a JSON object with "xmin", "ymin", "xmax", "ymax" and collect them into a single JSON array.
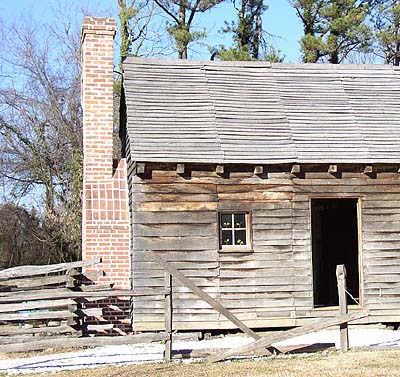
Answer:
[{"xmin": 218, "ymin": 248, "xmax": 253, "ymax": 253}]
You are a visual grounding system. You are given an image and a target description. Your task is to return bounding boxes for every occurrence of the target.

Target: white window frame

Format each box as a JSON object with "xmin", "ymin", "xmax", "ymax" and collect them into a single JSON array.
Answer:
[{"xmin": 219, "ymin": 212, "xmax": 252, "ymax": 252}]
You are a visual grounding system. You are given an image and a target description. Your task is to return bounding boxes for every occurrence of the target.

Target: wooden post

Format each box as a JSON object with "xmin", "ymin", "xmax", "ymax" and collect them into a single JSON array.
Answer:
[
  {"xmin": 66, "ymin": 269, "xmax": 80, "ymax": 335},
  {"xmin": 336, "ymin": 264, "xmax": 349, "ymax": 352},
  {"xmin": 164, "ymin": 272, "xmax": 172, "ymax": 362}
]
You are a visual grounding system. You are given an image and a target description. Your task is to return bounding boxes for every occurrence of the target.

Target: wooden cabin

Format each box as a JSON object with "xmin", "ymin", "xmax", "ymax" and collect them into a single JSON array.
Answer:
[
  {"xmin": 80, "ymin": 18, "xmax": 400, "ymax": 332},
  {"xmin": 120, "ymin": 59, "xmax": 400, "ymax": 331}
]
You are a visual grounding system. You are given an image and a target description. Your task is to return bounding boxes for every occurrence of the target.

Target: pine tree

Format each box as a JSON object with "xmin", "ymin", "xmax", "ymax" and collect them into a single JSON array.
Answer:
[
  {"xmin": 291, "ymin": 0, "xmax": 373, "ymax": 64},
  {"xmin": 154, "ymin": 0, "xmax": 225, "ymax": 59},
  {"xmin": 374, "ymin": 0, "xmax": 400, "ymax": 65},
  {"xmin": 218, "ymin": 0, "xmax": 283, "ymax": 62}
]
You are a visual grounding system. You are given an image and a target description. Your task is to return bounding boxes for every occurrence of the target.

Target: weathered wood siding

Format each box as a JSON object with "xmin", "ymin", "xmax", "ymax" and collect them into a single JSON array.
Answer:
[
  {"xmin": 130, "ymin": 167, "xmax": 400, "ymax": 330},
  {"xmin": 293, "ymin": 171, "xmax": 400, "ymax": 324}
]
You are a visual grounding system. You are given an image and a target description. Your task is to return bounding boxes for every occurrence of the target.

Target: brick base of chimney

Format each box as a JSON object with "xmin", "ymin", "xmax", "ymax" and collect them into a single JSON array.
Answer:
[{"xmin": 82, "ymin": 159, "xmax": 131, "ymax": 335}]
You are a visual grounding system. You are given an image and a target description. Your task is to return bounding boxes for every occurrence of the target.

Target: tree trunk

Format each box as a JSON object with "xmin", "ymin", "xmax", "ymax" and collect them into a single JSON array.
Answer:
[
  {"xmin": 394, "ymin": 1, "xmax": 400, "ymax": 66},
  {"xmin": 178, "ymin": 1, "xmax": 187, "ymax": 59},
  {"xmin": 253, "ymin": 1, "xmax": 262, "ymax": 59},
  {"xmin": 329, "ymin": 53, "xmax": 339, "ymax": 64}
]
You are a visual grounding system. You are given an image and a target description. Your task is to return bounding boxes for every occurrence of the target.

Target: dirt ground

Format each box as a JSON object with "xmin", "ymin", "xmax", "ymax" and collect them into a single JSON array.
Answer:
[{"xmin": 13, "ymin": 349, "xmax": 400, "ymax": 377}]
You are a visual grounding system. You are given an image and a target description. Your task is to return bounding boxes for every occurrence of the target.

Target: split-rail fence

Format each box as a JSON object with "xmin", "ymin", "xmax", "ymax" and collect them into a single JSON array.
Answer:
[{"xmin": 0, "ymin": 254, "xmax": 368, "ymax": 362}]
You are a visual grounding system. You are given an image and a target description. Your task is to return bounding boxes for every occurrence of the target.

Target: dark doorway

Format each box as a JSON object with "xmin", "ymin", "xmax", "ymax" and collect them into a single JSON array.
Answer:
[{"xmin": 311, "ymin": 198, "xmax": 360, "ymax": 307}]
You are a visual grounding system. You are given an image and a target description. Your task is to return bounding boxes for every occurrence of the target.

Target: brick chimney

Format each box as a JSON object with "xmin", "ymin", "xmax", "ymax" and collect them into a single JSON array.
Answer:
[{"xmin": 81, "ymin": 17, "xmax": 131, "ymax": 332}]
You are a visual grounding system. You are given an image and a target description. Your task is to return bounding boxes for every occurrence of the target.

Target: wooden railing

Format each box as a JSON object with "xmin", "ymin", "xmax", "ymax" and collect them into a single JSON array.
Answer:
[
  {"xmin": 0, "ymin": 254, "xmax": 368, "ymax": 362},
  {"xmin": 0, "ymin": 258, "xmax": 169, "ymax": 355}
]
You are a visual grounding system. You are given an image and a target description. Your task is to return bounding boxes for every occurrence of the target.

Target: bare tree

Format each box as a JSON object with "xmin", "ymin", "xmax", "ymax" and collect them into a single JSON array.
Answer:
[
  {"xmin": 0, "ymin": 204, "xmax": 51, "ymax": 268},
  {"xmin": 0, "ymin": 14, "xmax": 82, "ymax": 262}
]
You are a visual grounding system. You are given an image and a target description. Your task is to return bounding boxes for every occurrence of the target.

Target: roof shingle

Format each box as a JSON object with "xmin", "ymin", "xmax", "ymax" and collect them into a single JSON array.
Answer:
[{"xmin": 122, "ymin": 58, "xmax": 400, "ymax": 164}]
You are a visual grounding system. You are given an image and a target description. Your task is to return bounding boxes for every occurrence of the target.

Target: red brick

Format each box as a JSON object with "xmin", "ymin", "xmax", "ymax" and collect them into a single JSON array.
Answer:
[{"xmin": 82, "ymin": 17, "xmax": 131, "ymax": 332}]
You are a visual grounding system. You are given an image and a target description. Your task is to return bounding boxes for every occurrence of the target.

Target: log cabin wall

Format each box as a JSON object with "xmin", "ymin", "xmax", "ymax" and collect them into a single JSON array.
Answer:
[
  {"xmin": 121, "ymin": 59, "xmax": 400, "ymax": 330},
  {"xmin": 129, "ymin": 164, "xmax": 400, "ymax": 331}
]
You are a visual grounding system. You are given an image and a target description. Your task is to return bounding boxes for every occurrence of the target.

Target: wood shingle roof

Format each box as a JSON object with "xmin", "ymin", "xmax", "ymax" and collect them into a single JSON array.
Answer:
[{"xmin": 122, "ymin": 58, "xmax": 400, "ymax": 164}]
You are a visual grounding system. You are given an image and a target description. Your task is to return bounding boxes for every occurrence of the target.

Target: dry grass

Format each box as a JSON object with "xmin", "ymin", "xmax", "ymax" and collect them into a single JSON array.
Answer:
[{"xmin": 14, "ymin": 349, "xmax": 400, "ymax": 377}]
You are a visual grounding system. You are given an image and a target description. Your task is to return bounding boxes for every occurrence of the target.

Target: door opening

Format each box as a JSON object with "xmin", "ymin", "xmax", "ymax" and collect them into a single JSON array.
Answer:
[{"xmin": 311, "ymin": 198, "xmax": 360, "ymax": 307}]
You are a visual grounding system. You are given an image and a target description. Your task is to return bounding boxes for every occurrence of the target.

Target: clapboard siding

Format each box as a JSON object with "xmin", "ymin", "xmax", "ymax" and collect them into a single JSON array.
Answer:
[
  {"xmin": 294, "ymin": 175, "xmax": 400, "ymax": 323},
  {"xmin": 129, "ymin": 167, "xmax": 400, "ymax": 330}
]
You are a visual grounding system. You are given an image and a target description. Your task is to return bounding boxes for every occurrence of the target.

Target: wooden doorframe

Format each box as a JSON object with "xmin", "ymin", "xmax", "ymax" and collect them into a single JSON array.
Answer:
[
  {"xmin": 309, "ymin": 196, "xmax": 364, "ymax": 308},
  {"xmin": 356, "ymin": 197, "xmax": 364, "ymax": 307}
]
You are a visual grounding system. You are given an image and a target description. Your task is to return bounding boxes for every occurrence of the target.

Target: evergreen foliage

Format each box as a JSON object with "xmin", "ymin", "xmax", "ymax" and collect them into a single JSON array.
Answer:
[
  {"xmin": 374, "ymin": 0, "xmax": 400, "ymax": 65},
  {"xmin": 218, "ymin": 0, "xmax": 284, "ymax": 62},
  {"xmin": 154, "ymin": 0, "xmax": 225, "ymax": 59},
  {"xmin": 291, "ymin": 0, "xmax": 373, "ymax": 63}
]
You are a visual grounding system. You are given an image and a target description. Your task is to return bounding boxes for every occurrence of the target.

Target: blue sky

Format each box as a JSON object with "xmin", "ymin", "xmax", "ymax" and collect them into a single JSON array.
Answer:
[{"xmin": 0, "ymin": 0, "xmax": 303, "ymax": 62}]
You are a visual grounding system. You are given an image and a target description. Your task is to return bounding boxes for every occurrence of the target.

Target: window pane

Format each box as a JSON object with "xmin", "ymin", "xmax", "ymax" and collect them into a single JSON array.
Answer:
[
  {"xmin": 221, "ymin": 230, "xmax": 233, "ymax": 245},
  {"xmin": 221, "ymin": 214, "xmax": 232, "ymax": 228},
  {"xmin": 234, "ymin": 213, "xmax": 245, "ymax": 228},
  {"xmin": 234, "ymin": 230, "xmax": 247, "ymax": 246}
]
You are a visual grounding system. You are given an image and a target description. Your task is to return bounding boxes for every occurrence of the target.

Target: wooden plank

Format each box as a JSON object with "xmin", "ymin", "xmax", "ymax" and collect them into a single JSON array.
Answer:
[
  {"xmin": 164, "ymin": 272, "xmax": 172, "ymax": 362},
  {"xmin": 78, "ymin": 284, "xmax": 114, "ymax": 291},
  {"xmin": 0, "ymin": 333, "xmax": 168, "ymax": 353},
  {"xmin": 134, "ymin": 236, "xmax": 217, "ymax": 251},
  {"xmin": 132, "ymin": 210, "xmax": 217, "ymax": 224},
  {"xmin": 0, "ymin": 270, "xmax": 104, "ymax": 289},
  {"xmin": 0, "ymin": 275, "xmax": 72, "ymax": 289},
  {"xmin": 0, "ymin": 258, "xmax": 102, "ymax": 280},
  {"xmin": 0, "ymin": 310, "xmax": 76, "ymax": 322},
  {"xmin": 206, "ymin": 310, "xmax": 369, "ymax": 363},
  {"xmin": 134, "ymin": 223, "xmax": 216, "ymax": 237},
  {"xmin": 136, "ymin": 202, "xmax": 217, "ymax": 212},
  {"xmin": 336, "ymin": 265, "xmax": 349, "ymax": 352},
  {"xmin": 0, "ymin": 324, "xmax": 76, "ymax": 336},
  {"xmin": 133, "ymin": 183, "xmax": 217, "ymax": 194},
  {"xmin": 133, "ymin": 193, "xmax": 218, "ymax": 203},
  {"xmin": 0, "ymin": 333, "xmax": 82, "ymax": 345},
  {"xmin": 0, "ymin": 288, "xmax": 168, "ymax": 303},
  {"xmin": 0, "ymin": 299, "xmax": 75, "ymax": 313},
  {"xmin": 145, "ymin": 250, "xmax": 261, "ymax": 341}
]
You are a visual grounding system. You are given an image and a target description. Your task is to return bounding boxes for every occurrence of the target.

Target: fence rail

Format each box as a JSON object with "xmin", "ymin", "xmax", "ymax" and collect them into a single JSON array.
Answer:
[
  {"xmin": 0, "ymin": 258, "xmax": 168, "ymax": 355},
  {"xmin": 0, "ymin": 255, "xmax": 368, "ymax": 363}
]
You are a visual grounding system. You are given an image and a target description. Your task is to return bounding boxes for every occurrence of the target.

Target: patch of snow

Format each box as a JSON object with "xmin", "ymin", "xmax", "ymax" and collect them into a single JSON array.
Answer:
[
  {"xmin": 274, "ymin": 328, "xmax": 400, "ymax": 349},
  {"xmin": 1, "ymin": 328, "xmax": 399, "ymax": 374}
]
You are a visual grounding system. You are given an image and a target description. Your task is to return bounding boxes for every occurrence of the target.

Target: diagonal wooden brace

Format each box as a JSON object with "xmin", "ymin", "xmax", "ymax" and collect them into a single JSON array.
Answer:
[
  {"xmin": 206, "ymin": 309, "xmax": 369, "ymax": 363},
  {"xmin": 145, "ymin": 250, "xmax": 267, "ymax": 344}
]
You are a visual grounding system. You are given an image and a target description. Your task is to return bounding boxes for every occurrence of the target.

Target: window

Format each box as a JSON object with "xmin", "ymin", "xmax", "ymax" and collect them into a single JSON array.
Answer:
[{"xmin": 219, "ymin": 212, "xmax": 252, "ymax": 251}]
